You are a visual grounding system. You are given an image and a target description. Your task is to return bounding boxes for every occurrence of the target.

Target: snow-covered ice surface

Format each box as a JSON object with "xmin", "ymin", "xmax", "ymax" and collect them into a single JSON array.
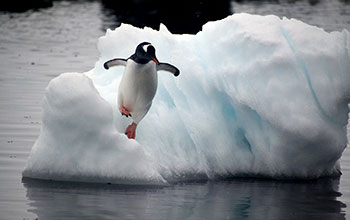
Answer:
[{"xmin": 23, "ymin": 13, "xmax": 350, "ymax": 184}]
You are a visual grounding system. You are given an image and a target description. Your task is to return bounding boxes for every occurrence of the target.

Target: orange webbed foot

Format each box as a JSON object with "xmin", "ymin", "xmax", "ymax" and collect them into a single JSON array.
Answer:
[
  {"xmin": 120, "ymin": 106, "xmax": 132, "ymax": 117},
  {"xmin": 125, "ymin": 122, "xmax": 137, "ymax": 139}
]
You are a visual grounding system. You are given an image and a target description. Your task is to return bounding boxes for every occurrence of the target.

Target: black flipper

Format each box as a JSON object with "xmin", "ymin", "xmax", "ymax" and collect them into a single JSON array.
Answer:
[
  {"xmin": 157, "ymin": 63, "xmax": 180, "ymax": 77},
  {"xmin": 104, "ymin": 58, "xmax": 127, "ymax": 69}
]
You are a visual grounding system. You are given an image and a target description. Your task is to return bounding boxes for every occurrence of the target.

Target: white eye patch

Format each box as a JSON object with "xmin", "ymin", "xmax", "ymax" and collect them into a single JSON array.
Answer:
[{"xmin": 142, "ymin": 44, "xmax": 152, "ymax": 52}]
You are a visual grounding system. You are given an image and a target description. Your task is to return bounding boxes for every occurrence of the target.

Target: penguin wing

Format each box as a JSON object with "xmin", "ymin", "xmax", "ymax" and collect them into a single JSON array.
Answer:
[
  {"xmin": 104, "ymin": 58, "xmax": 127, "ymax": 69},
  {"xmin": 157, "ymin": 63, "xmax": 180, "ymax": 77}
]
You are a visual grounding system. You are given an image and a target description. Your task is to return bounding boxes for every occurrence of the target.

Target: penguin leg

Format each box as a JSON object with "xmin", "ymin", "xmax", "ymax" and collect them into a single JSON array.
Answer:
[
  {"xmin": 120, "ymin": 106, "xmax": 132, "ymax": 117},
  {"xmin": 125, "ymin": 122, "xmax": 137, "ymax": 139}
]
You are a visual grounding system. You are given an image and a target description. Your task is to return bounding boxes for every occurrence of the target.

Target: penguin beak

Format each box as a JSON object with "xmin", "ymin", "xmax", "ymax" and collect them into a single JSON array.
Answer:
[{"xmin": 151, "ymin": 57, "xmax": 160, "ymax": 65}]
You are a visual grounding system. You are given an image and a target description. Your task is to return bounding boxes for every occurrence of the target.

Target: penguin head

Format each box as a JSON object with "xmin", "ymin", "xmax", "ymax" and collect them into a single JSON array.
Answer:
[{"xmin": 132, "ymin": 42, "xmax": 160, "ymax": 65}]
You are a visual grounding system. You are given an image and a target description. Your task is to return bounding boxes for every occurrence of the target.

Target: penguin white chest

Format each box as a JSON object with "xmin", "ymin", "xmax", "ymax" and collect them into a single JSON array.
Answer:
[
  {"xmin": 103, "ymin": 42, "xmax": 180, "ymax": 139},
  {"xmin": 118, "ymin": 60, "xmax": 158, "ymax": 123}
]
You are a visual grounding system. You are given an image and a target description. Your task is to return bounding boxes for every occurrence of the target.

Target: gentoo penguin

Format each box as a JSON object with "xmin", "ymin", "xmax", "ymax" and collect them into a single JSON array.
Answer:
[{"xmin": 104, "ymin": 42, "xmax": 180, "ymax": 139}]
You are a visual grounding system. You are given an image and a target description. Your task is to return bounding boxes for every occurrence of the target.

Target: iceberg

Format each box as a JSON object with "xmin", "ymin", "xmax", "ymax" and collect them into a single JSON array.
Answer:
[{"xmin": 23, "ymin": 13, "xmax": 350, "ymax": 184}]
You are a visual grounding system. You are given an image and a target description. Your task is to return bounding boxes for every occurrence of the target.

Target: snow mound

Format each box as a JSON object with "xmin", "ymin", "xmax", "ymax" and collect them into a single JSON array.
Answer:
[
  {"xmin": 22, "ymin": 73, "xmax": 164, "ymax": 184},
  {"xmin": 23, "ymin": 14, "xmax": 350, "ymax": 184}
]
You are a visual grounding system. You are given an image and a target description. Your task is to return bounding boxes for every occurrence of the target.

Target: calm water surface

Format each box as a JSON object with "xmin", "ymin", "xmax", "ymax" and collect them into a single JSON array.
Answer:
[{"xmin": 0, "ymin": 0, "xmax": 350, "ymax": 219}]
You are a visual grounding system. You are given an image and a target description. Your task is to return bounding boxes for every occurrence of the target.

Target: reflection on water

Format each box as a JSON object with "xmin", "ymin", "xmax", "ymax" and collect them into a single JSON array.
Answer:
[{"xmin": 23, "ymin": 177, "xmax": 345, "ymax": 220}]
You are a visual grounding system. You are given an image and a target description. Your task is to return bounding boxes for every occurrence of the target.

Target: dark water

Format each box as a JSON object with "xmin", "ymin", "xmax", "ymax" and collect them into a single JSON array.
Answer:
[
  {"xmin": 100, "ymin": 0, "xmax": 232, "ymax": 34},
  {"xmin": 0, "ymin": 0, "xmax": 350, "ymax": 219},
  {"xmin": 21, "ymin": 178, "xmax": 345, "ymax": 220}
]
